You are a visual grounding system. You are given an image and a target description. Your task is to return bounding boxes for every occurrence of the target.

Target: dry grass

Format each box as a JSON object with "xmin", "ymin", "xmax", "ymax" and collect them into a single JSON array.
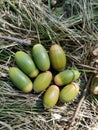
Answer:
[{"xmin": 0, "ymin": 0, "xmax": 98, "ymax": 130}]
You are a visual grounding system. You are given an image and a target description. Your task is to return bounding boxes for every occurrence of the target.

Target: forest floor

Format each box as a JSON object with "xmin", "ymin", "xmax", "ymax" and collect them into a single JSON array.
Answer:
[{"xmin": 0, "ymin": 0, "xmax": 98, "ymax": 130}]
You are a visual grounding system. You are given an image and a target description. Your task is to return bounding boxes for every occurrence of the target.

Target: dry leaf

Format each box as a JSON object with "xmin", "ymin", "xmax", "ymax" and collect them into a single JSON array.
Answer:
[
  {"xmin": 95, "ymin": 59, "xmax": 98, "ymax": 63},
  {"xmin": 93, "ymin": 48, "xmax": 98, "ymax": 56}
]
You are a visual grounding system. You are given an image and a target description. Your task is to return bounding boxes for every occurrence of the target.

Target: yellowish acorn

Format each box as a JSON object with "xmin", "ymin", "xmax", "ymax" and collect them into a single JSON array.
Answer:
[
  {"xmin": 33, "ymin": 71, "xmax": 52, "ymax": 93},
  {"xmin": 60, "ymin": 82, "xmax": 79, "ymax": 103},
  {"xmin": 43, "ymin": 85, "xmax": 60, "ymax": 108},
  {"xmin": 49, "ymin": 44, "xmax": 66, "ymax": 71}
]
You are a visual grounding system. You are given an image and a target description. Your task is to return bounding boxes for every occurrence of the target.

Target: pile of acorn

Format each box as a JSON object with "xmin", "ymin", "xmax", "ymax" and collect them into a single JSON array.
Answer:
[{"xmin": 9, "ymin": 44, "xmax": 81, "ymax": 109}]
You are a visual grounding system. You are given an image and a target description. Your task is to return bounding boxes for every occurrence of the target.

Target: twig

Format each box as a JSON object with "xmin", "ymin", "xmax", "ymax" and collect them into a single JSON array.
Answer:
[
  {"xmin": 77, "ymin": 63, "xmax": 98, "ymax": 71},
  {"xmin": 0, "ymin": 35, "xmax": 31, "ymax": 45},
  {"xmin": 67, "ymin": 75, "xmax": 93, "ymax": 130},
  {"xmin": 0, "ymin": 121, "xmax": 13, "ymax": 130}
]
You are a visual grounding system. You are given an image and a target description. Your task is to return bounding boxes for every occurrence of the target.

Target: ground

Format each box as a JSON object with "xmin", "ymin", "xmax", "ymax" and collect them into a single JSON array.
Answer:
[{"xmin": 0, "ymin": 0, "xmax": 98, "ymax": 130}]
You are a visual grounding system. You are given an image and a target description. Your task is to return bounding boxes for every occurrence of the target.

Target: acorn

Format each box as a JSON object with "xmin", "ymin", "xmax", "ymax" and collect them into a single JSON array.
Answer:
[
  {"xmin": 90, "ymin": 74, "xmax": 98, "ymax": 95},
  {"xmin": 49, "ymin": 44, "xmax": 66, "ymax": 71},
  {"xmin": 33, "ymin": 71, "xmax": 52, "ymax": 93},
  {"xmin": 9, "ymin": 67, "xmax": 33, "ymax": 93},
  {"xmin": 54, "ymin": 69, "xmax": 80, "ymax": 86},
  {"xmin": 15, "ymin": 51, "xmax": 39, "ymax": 78},
  {"xmin": 32, "ymin": 44, "xmax": 50, "ymax": 71},
  {"xmin": 59, "ymin": 82, "xmax": 79, "ymax": 103},
  {"xmin": 43, "ymin": 85, "xmax": 60, "ymax": 108}
]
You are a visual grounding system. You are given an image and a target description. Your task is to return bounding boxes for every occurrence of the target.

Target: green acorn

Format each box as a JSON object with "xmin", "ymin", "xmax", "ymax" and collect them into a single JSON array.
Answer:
[
  {"xmin": 15, "ymin": 51, "xmax": 39, "ymax": 78},
  {"xmin": 33, "ymin": 71, "xmax": 52, "ymax": 93},
  {"xmin": 90, "ymin": 74, "xmax": 98, "ymax": 95},
  {"xmin": 60, "ymin": 82, "xmax": 79, "ymax": 103},
  {"xmin": 9, "ymin": 67, "xmax": 33, "ymax": 93},
  {"xmin": 49, "ymin": 44, "xmax": 66, "ymax": 71},
  {"xmin": 54, "ymin": 69, "xmax": 80, "ymax": 86},
  {"xmin": 43, "ymin": 85, "xmax": 60, "ymax": 108},
  {"xmin": 32, "ymin": 44, "xmax": 50, "ymax": 71}
]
